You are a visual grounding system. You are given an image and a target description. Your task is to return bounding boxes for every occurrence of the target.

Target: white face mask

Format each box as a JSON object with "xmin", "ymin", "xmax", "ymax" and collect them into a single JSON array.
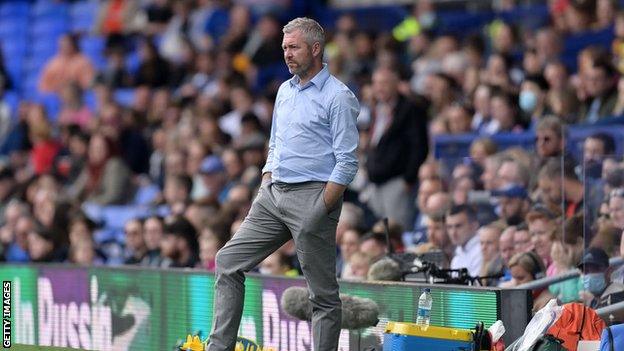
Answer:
[{"xmin": 259, "ymin": 267, "xmax": 272, "ymax": 275}]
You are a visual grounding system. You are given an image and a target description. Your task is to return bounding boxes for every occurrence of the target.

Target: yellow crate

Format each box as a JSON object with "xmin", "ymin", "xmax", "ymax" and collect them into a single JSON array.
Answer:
[{"xmin": 385, "ymin": 321, "xmax": 473, "ymax": 342}]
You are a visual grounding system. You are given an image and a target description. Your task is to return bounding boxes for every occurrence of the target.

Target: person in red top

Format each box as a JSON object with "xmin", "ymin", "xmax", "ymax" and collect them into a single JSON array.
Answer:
[
  {"xmin": 28, "ymin": 105, "xmax": 60, "ymax": 175},
  {"xmin": 38, "ymin": 34, "xmax": 95, "ymax": 93}
]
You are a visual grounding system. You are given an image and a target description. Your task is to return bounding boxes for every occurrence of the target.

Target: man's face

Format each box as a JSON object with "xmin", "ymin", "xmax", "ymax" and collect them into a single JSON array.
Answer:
[
  {"xmin": 529, "ymin": 218, "xmax": 554, "ymax": 260},
  {"xmin": 340, "ymin": 230, "xmax": 360, "ymax": 261},
  {"xmin": 481, "ymin": 158, "xmax": 500, "ymax": 191},
  {"xmin": 514, "ymin": 229, "xmax": 533, "ymax": 253},
  {"xmin": 583, "ymin": 138, "xmax": 606, "ymax": 162},
  {"xmin": 282, "ymin": 30, "xmax": 315, "ymax": 77},
  {"xmin": 536, "ymin": 129, "xmax": 561, "ymax": 158},
  {"xmin": 585, "ymin": 66, "xmax": 610, "ymax": 98},
  {"xmin": 479, "ymin": 228, "xmax": 499, "ymax": 262},
  {"xmin": 124, "ymin": 221, "xmax": 144, "ymax": 252},
  {"xmin": 417, "ymin": 179, "xmax": 441, "ymax": 212},
  {"xmin": 609, "ymin": 196, "xmax": 624, "ymax": 229},
  {"xmin": 446, "ymin": 212, "xmax": 475, "ymax": 247},
  {"xmin": 499, "ymin": 196, "xmax": 525, "ymax": 221},
  {"xmin": 372, "ymin": 69, "xmax": 399, "ymax": 103},
  {"xmin": 497, "ymin": 161, "xmax": 521, "ymax": 187},
  {"xmin": 499, "ymin": 230, "xmax": 515, "ymax": 265},
  {"xmin": 538, "ymin": 176, "xmax": 563, "ymax": 206},
  {"xmin": 426, "ymin": 219, "xmax": 448, "ymax": 249},
  {"xmin": 144, "ymin": 219, "xmax": 164, "ymax": 251}
]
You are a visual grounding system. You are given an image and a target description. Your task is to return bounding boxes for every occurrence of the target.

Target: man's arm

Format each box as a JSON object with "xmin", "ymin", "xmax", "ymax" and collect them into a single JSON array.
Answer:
[
  {"xmin": 326, "ymin": 89, "xmax": 360, "ymax": 208},
  {"xmin": 323, "ymin": 181, "xmax": 347, "ymax": 211},
  {"xmin": 262, "ymin": 88, "xmax": 280, "ymax": 179}
]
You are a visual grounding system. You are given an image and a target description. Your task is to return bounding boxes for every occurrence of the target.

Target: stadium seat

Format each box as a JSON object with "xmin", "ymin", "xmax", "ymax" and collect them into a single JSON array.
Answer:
[
  {"xmin": 114, "ymin": 88, "xmax": 135, "ymax": 107},
  {"xmin": 70, "ymin": 0, "xmax": 99, "ymax": 32},
  {"xmin": 0, "ymin": 18, "xmax": 29, "ymax": 39},
  {"xmin": 0, "ymin": 2, "xmax": 30, "ymax": 19},
  {"xmin": 84, "ymin": 89, "xmax": 97, "ymax": 112},
  {"xmin": 36, "ymin": 93, "xmax": 61, "ymax": 121},
  {"xmin": 30, "ymin": 40, "xmax": 57, "ymax": 58},
  {"xmin": 80, "ymin": 36, "xmax": 106, "ymax": 69},
  {"xmin": 30, "ymin": 19, "xmax": 69, "ymax": 40},
  {"xmin": 32, "ymin": 0, "xmax": 68, "ymax": 19},
  {"xmin": 2, "ymin": 40, "xmax": 27, "ymax": 58},
  {"xmin": 125, "ymin": 50, "xmax": 141, "ymax": 75},
  {"xmin": 133, "ymin": 184, "xmax": 160, "ymax": 206}
]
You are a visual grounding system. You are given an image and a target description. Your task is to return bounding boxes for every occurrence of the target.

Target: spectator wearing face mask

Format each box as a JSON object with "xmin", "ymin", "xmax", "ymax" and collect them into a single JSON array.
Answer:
[
  {"xmin": 519, "ymin": 75, "xmax": 550, "ymax": 129},
  {"xmin": 578, "ymin": 247, "xmax": 624, "ymax": 309}
]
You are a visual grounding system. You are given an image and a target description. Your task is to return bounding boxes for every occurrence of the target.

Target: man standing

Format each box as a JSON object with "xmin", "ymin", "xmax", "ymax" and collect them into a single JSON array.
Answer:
[
  {"xmin": 365, "ymin": 67, "xmax": 428, "ymax": 230},
  {"xmin": 207, "ymin": 18, "xmax": 359, "ymax": 351}
]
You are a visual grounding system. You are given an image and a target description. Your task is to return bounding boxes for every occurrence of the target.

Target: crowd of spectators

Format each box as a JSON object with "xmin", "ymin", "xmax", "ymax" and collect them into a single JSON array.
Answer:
[{"xmin": 1, "ymin": 0, "xmax": 624, "ymax": 312}]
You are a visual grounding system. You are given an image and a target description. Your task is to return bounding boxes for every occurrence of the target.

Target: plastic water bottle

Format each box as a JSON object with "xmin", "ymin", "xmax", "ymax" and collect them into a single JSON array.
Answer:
[{"xmin": 416, "ymin": 288, "xmax": 432, "ymax": 327}]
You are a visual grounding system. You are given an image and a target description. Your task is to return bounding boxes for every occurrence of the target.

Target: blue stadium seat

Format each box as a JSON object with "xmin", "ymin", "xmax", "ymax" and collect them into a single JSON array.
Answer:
[
  {"xmin": 84, "ymin": 89, "xmax": 97, "ymax": 112},
  {"xmin": 0, "ymin": 2, "xmax": 30, "ymax": 19},
  {"xmin": 80, "ymin": 36, "xmax": 106, "ymax": 69},
  {"xmin": 2, "ymin": 40, "xmax": 27, "ymax": 57},
  {"xmin": 36, "ymin": 93, "xmax": 61, "ymax": 121},
  {"xmin": 32, "ymin": 0, "xmax": 69, "ymax": 19},
  {"xmin": 4, "ymin": 61, "xmax": 22, "ymax": 92},
  {"xmin": 133, "ymin": 184, "xmax": 160, "ymax": 206},
  {"xmin": 114, "ymin": 88, "xmax": 135, "ymax": 107},
  {"xmin": 30, "ymin": 40, "xmax": 57, "ymax": 58},
  {"xmin": 101, "ymin": 206, "xmax": 150, "ymax": 230},
  {"xmin": 70, "ymin": 0, "xmax": 98, "ymax": 32},
  {"xmin": 562, "ymin": 27, "xmax": 614, "ymax": 72},
  {"xmin": 0, "ymin": 18, "xmax": 29, "ymax": 39},
  {"xmin": 125, "ymin": 50, "xmax": 141, "ymax": 75},
  {"xmin": 30, "ymin": 19, "xmax": 69, "ymax": 39},
  {"xmin": 568, "ymin": 125, "xmax": 624, "ymax": 161},
  {"xmin": 70, "ymin": 0, "xmax": 99, "ymax": 19},
  {"xmin": 21, "ymin": 75, "xmax": 40, "ymax": 100},
  {"xmin": 24, "ymin": 55, "xmax": 50, "ymax": 78}
]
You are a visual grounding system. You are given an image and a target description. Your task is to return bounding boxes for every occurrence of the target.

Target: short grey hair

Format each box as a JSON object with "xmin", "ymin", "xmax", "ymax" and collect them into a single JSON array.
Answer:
[{"xmin": 283, "ymin": 17, "xmax": 325, "ymax": 48}]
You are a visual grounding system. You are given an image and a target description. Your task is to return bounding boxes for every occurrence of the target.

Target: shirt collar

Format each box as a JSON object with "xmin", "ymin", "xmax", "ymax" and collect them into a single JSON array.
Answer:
[
  {"xmin": 289, "ymin": 63, "xmax": 329, "ymax": 90},
  {"xmin": 457, "ymin": 234, "xmax": 479, "ymax": 254}
]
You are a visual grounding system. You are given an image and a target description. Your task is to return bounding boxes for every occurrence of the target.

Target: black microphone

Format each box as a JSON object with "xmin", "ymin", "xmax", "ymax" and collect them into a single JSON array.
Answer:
[{"xmin": 280, "ymin": 286, "xmax": 379, "ymax": 330}]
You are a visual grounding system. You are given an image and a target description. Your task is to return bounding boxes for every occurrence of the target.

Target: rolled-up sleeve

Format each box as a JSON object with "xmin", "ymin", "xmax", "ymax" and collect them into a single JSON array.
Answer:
[
  {"xmin": 262, "ymin": 106, "xmax": 277, "ymax": 175},
  {"xmin": 328, "ymin": 89, "xmax": 360, "ymax": 185}
]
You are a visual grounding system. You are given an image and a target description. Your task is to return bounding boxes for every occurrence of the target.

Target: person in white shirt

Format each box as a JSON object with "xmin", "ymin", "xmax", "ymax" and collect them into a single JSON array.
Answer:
[{"xmin": 446, "ymin": 204, "xmax": 483, "ymax": 277}]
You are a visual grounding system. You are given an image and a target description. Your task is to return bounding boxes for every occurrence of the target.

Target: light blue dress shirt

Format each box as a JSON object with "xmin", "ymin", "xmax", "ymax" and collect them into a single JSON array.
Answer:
[{"xmin": 263, "ymin": 64, "xmax": 360, "ymax": 186}]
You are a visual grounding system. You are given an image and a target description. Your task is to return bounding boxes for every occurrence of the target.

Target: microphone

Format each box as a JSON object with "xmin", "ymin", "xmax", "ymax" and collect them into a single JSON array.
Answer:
[
  {"xmin": 280, "ymin": 285, "xmax": 312, "ymax": 321},
  {"xmin": 280, "ymin": 287, "xmax": 379, "ymax": 330},
  {"xmin": 367, "ymin": 257, "xmax": 403, "ymax": 281}
]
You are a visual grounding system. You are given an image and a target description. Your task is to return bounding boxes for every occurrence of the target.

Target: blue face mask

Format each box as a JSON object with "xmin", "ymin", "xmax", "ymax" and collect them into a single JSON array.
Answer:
[
  {"xmin": 582, "ymin": 273, "xmax": 607, "ymax": 295},
  {"xmin": 519, "ymin": 91, "xmax": 537, "ymax": 113}
]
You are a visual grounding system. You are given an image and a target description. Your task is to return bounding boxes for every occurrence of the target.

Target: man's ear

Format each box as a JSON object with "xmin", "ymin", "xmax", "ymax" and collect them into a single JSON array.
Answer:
[{"xmin": 312, "ymin": 42, "xmax": 321, "ymax": 58}]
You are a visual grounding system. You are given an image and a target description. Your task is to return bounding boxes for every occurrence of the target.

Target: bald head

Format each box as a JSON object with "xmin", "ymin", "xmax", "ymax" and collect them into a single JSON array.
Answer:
[{"xmin": 426, "ymin": 191, "xmax": 451, "ymax": 217}]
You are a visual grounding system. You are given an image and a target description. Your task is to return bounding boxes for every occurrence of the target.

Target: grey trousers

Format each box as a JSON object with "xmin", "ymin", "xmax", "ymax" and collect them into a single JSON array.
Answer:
[{"xmin": 207, "ymin": 181, "xmax": 343, "ymax": 351}]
